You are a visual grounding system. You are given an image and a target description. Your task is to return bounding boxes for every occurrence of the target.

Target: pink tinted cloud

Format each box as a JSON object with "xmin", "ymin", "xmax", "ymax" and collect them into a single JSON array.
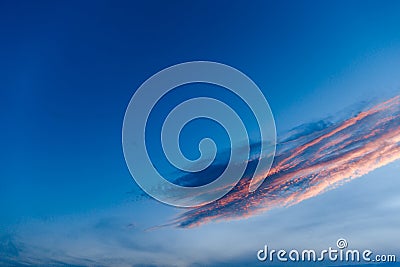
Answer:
[{"xmin": 171, "ymin": 96, "xmax": 400, "ymax": 228}]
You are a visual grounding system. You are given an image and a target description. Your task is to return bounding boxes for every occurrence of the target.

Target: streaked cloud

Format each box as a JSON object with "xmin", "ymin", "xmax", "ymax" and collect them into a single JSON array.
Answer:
[{"xmin": 171, "ymin": 96, "xmax": 400, "ymax": 228}]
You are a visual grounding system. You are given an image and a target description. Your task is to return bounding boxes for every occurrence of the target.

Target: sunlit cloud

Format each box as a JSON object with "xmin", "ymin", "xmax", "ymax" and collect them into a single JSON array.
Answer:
[{"xmin": 171, "ymin": 96, "xmax": 400, "ymax": 228}]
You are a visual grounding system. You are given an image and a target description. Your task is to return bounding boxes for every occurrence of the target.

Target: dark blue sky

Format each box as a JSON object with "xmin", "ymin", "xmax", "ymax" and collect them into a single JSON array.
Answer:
[
  {"xmin": 1, "ymin": 0, "xmax": 400, "ymax": 221},
  {"xmin": 1, "ymin": 1, "xmax": 400, "ymax": 266}
]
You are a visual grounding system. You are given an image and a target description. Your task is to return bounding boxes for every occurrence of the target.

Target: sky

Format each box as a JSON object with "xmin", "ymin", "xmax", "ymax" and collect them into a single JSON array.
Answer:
[{"xmin": 1, "ymin": 1, "xmax": 400, "ymax": 266}]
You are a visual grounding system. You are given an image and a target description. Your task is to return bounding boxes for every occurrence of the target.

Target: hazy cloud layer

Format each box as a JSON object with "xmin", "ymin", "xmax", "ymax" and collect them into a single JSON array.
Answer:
[{"xmin": 2, "ymin": 96, "xmax": 400, "ymax": 267}]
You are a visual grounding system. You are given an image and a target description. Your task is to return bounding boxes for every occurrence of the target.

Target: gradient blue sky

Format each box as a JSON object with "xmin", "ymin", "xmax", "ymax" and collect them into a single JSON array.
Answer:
[{"xmin": 1, "ymin": 1, "xmax": 400, "ymax": 266}]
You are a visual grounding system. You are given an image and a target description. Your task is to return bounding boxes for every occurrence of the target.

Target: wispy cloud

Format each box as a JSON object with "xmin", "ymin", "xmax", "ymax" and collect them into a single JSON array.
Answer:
[{"xmin": 171, "ymin": 96, "xmax": 400, "ymax": 228}]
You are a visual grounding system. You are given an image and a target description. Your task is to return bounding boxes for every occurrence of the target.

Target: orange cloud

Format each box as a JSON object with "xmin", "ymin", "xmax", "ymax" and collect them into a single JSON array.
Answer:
[{"xmin": 171, "ymin": 96, "xmax": 400, "ymax": 228}]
